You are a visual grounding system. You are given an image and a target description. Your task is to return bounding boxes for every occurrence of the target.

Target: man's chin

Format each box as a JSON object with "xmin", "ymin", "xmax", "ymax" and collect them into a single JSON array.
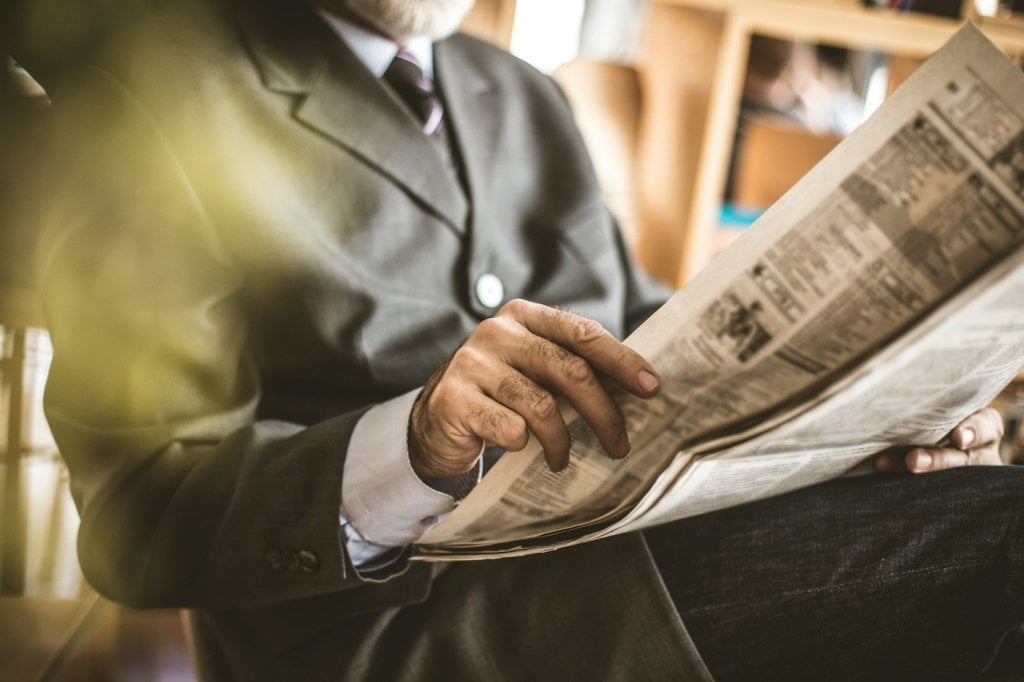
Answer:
[{"xmin": 344, "ymin": 0, "xmax": 474, "ymax": 40}]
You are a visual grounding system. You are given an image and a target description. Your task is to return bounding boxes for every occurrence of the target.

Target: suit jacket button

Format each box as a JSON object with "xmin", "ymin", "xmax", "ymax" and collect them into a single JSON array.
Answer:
[
  {"xmin": 474, "ymin": 273, "xmax": 504, "ymax": 309},
  {"xmin": 266, "ymin": 548, "xmax": 284, "ymax": 571},
  {"xmin": 298, "ymin": 549, "xmax": 320, "ymax": 573}
]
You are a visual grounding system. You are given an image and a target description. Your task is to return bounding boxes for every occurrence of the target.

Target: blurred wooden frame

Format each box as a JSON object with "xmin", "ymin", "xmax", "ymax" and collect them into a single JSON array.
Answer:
[{"xmin": 460, "ymin": 0, "xmax": 517, "ymax": 49}]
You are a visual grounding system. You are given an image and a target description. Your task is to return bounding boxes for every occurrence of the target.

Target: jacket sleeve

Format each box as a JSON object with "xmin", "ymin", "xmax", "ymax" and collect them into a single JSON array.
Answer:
[{"xmin": 39, "ymin": 66, "xmax": 424, "ymax": 610}]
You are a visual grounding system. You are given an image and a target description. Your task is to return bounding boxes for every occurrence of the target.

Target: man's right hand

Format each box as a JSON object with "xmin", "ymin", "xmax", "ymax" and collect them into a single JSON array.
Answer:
[{"xmin": 408, "ymin": 299, "xmax": 661, "ymax": 478}]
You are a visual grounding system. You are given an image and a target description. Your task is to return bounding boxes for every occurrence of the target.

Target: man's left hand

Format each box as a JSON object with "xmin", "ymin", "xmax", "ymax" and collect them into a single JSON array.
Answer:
[{"xmin": 874, "ymin": 407, "xmax": 1005, "ymax": 474}]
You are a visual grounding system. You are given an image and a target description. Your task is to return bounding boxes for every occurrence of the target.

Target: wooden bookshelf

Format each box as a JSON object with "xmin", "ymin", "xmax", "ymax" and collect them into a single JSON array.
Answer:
[{"xmin": 636, "ymin": 0, "xmax": 1024, "ymax": 286}]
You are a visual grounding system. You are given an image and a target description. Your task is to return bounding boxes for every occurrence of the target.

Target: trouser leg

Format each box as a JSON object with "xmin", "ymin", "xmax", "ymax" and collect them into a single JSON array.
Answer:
[{"xmin": 644, "ymin": 466, "xmax": 1024, "ymax": 682}]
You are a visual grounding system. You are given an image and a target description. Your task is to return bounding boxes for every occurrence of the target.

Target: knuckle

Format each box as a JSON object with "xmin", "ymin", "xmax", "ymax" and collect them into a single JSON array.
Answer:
[
  {"xmin": 474, "ymin": 316, "xmax": 505, "ymax": 340},
  {"xmin": 563, "ymin": 356, "xmax": 593, "ymax": 385},
  {"xmin": 427, "ymin": 380, "xmax": 467, "ymax": 416},
  {"xmin": 572, "ymin": 318, "xmax": 605, "ymax": 345},
  {"xmin": 500, "ymin": 298, "xmax": 530, "ymax": 318},
  {"xmin": 449, "ymin": 344, "xmax": 476, "ymax": 367},
  {"xmin": 496, "ymin": 413, "xmax": 527, "ymax": 445},
  {"xmin": 448, "ymin": 347, "xmax": 490, "ymax": 381},
  {"xmin": 530, "ymin": 393, "xmax": 560, "ymax": 421}
]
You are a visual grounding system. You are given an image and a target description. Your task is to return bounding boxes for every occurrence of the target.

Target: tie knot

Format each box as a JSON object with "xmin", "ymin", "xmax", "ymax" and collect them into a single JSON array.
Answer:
[
  {"xmin": 384, "ymin": 50, "xmax": 432, "ymax": 97},
  {"xmin": 383, "ymin": 50, "xmax": 443, "ymax": 135}
]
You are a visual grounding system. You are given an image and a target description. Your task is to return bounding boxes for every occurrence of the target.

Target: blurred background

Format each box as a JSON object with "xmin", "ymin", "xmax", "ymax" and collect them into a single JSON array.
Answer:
[{"xmin": 3, "ymin": 0, "xmax": 1024, "ymax": 678}]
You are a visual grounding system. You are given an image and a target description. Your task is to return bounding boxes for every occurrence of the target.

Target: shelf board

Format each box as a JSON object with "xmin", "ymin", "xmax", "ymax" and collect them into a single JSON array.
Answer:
[{"xmin": 653, "ymin": 0, "xmax": 1024, "ymax": 56}]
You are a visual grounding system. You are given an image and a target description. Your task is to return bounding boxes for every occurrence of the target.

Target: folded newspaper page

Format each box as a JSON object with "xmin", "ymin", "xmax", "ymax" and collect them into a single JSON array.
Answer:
[{"xmin": 415, "ymin": 24, "xmax": 1024, "ymax": 560}]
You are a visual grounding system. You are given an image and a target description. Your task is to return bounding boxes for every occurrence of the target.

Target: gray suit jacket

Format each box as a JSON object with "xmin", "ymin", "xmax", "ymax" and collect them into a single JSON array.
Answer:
[{"xmin": 41, "ymin": 0, "xmax": 710, "ymax": 677}]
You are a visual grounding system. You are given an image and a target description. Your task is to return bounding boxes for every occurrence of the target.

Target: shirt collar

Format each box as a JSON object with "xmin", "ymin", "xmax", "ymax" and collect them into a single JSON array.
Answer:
[{"xmin": 317, "ymin": 10, "xmax": 435, "ymax": 80}]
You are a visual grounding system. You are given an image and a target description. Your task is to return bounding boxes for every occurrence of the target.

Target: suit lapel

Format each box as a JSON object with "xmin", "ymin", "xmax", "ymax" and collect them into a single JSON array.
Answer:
[
  {"xmin": 235, "ymin": 0, "xmax": 468, "ymax": 234},
  {"xmin": 433, "ymin": 38, "xmax": 502, "ymax": 235}
]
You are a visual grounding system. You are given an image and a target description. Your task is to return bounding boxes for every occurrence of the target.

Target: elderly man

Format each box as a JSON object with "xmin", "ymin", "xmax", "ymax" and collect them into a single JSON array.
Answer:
[{"xmin": 38, "ymin": 0, "xmax": 1022, "ymax": 679}]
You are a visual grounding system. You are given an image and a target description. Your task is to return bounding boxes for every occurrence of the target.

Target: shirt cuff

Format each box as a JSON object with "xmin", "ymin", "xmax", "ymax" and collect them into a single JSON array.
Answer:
[{"xmin": 342, "ymin": 388, "xmax": 470, "ymax": 548}]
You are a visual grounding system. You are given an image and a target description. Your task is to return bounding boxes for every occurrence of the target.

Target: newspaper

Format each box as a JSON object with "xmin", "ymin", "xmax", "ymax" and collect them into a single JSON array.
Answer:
[{"xmin": 415, "ymin": 24, "xmax": 1024, "ymax": 560}]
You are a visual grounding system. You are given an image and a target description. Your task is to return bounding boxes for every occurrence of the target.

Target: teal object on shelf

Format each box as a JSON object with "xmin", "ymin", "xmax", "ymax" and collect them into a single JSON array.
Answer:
[{"xmin": 718, "ymin": 203, "xmax": 763, "ymax": 227}]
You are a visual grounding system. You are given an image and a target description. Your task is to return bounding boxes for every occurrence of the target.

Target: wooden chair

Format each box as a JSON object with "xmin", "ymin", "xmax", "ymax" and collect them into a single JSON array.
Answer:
[{"xmin": 553, "ymin": 59, "xmax": 644, "ymax": 247}]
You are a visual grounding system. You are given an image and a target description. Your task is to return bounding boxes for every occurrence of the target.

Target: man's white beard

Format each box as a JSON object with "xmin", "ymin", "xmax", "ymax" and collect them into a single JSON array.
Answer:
[{"xmin": 345, "ymin": 0, "xmax": 475, "ymax": 39}]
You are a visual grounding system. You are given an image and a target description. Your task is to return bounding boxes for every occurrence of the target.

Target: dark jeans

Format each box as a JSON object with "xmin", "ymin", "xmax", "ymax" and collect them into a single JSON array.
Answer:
[{"xmin": 644, "ymin": 466, "xmax": 1024, "ymax": 682}]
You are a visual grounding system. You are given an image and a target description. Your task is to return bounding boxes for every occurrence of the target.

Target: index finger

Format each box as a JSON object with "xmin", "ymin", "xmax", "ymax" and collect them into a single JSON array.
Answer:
[{"xmin": 499, "ymin": 299, "xmax": 660, "ymax": 397}]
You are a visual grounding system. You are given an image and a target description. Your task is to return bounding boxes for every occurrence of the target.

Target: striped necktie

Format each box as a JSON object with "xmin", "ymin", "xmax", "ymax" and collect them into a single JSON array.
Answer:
[{"xmin": 383, "ymin": 49, "xmax": 445, "ymax": 138}]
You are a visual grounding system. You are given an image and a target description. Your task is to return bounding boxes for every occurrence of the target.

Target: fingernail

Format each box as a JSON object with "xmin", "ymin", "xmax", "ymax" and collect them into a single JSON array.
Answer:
[
  {"xmin": 959, "ymin": 427, "xmax": 975, "ymax": 448},
  {"xmin": 638, "ymin": 370, "xmax": 659, "ymax": 393},
  {"xmin": 913, "ymin": 451, "xmax": 932, "ymax": 471},
  {"xmin": 618, "ymin": 432, "xmax": 631, "ymax": 458}
]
